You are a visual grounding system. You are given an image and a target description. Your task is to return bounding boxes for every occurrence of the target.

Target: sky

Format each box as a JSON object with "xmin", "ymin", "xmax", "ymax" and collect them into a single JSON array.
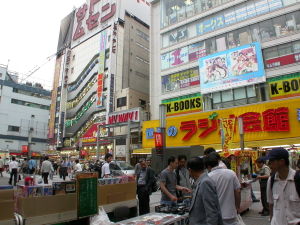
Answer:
[{"xmin": 0, "ymin": 0, "xmax": 85, "ymax": 90}]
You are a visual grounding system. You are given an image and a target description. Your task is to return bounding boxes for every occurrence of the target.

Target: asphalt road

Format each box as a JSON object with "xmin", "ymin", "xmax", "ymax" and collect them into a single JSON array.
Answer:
[{"xmin": 0, "ymin": 172, "xmax": 270, "ymax": 225}]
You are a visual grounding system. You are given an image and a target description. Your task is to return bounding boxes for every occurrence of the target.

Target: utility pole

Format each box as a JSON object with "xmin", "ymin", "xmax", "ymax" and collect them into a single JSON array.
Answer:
[
  {"xmin": 238, "ymin": 117, "xmax": 244, "ymax": 150},
  {"xmin": 96, "ymin": 124, "xmax": 100, "ymax": 161}
]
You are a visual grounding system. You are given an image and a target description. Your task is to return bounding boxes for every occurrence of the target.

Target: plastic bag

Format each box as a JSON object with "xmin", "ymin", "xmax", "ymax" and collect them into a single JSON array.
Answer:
[
  {"xmin": 90, "ymin": 207, "xmax": 114, "ymax": 225},
  {"xmin": 237, "ymin": 214, "xmax": 246, "ymax": 225}
]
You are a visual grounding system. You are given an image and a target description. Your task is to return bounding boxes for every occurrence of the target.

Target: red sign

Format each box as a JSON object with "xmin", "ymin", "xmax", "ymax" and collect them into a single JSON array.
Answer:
[
  {"xmin": 154, "ymin": 132, "xmax": 163, "ymax": 148},
  {"xmin": 96, "ymin": 74, "xmax": 104, "ymax": 107},
  {"xmin": 266, "ymin": 53, "xmax": 300, "ymax": 69},
  {"xmin": 108, "ymin": 109, "xmax": 140, "ymax": 124},
  {"xmin": 73, "ymin": 0, "xmax": 116, "ymax": 41},
  {"xmin": 180, "ymin": 107, "xmax": 290, "ymax": 141},
  {"xmin": 21, "ymin": 145, "xmax": 28, "ymax": 153}
]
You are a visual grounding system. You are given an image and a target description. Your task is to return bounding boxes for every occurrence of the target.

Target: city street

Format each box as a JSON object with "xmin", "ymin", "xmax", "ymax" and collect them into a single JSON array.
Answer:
[{"xmin": 0, "ymin": 172, "xmax": 270, "ymax": 225}]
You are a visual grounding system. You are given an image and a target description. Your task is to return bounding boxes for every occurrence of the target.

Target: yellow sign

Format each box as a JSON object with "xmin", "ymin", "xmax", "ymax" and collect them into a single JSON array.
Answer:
[
  {"xmin": 143, "ymin": 98, "xmax": 300, "ymax": 149},
  {"xmin": 221, "ymin": 118, "xmax": 235, "ymax": 151},
  {"xmin": 162, "ymin": 93, "xmax": 202, "ymax": 116},
  {"xmin": 268, "ymin": 72, "xmax": 300, "ymax": 100}
]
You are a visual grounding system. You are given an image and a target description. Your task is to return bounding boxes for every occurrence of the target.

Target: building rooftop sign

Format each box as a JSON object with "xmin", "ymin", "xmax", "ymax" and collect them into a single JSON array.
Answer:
[{"xmin": 108, "ymin": 108, "xmax": 141, "ymax": 125}]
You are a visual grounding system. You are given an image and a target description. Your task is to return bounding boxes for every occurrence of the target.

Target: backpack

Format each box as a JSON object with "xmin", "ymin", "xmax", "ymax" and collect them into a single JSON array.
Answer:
[{"xmin": 270, "ymin": 170, "xmax": 300, "ymax": 197}]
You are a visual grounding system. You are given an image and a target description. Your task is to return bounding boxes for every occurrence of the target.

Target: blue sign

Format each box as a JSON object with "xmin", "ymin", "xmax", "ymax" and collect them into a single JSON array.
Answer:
[
  {"xmin": 199, "ymin": 42, "xmax": 265, "ymax": 94},
  {"xmin": 146, "ymin": 128, "xmax": 154, "ymax": 139},
  {"xmin": 196, "ymin": 15, "xmax": 225, "ymax": 35},
  {"xmin": 297, "ymin": 109, "xmax": 300, "ymax": 121},
  {"xmin": 167, "ymin": 126, "xmax": 178, "ymax": 137}
]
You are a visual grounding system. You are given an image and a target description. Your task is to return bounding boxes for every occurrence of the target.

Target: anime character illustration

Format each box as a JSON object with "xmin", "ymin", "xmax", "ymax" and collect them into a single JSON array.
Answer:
[{"xmin": 204, "ymin": 55, "xmax": 228, "ymax": 83}]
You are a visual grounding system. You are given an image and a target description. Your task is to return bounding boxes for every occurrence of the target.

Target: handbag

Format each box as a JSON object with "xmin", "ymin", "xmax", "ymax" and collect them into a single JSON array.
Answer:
[{"xmin": 237, "ymin": 214, "xmax": 246, "ymax": 225}]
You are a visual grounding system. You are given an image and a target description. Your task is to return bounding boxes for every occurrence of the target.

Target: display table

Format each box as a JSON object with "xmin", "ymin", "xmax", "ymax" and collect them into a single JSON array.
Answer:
[{"xmin": 117, "ymin": 212, "xmax": 188, "ymax": 225}]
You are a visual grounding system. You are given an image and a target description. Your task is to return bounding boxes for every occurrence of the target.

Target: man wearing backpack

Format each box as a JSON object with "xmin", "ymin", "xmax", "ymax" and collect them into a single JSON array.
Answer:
[{"xmin": 267, "ymin": 147, "xmax": 300, "ymax": 225}]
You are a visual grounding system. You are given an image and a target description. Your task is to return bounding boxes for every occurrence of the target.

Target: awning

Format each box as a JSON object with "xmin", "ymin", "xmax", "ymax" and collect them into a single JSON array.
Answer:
[{"xmin": 132, "ymin": 148, "xmax": 152, "ymax": 154}]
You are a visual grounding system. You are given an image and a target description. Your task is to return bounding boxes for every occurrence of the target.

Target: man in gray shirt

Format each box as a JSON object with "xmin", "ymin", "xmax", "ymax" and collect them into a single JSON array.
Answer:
[
  {"xmin": 176, "ymin": 155, "xmax": 192, "ymax": 201},
  {"xmin": 160, "ymin": 156, "xmax": 191, "ymax": 206}
]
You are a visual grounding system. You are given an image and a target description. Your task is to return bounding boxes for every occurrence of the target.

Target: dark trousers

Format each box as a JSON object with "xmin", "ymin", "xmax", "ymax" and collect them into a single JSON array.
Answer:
[
  {"xmin": 9, "ymin": 169, "xmax": 18, "ymax": 186},
  {"xmin": 61, "ymin": 167, "xmax": 68, "ymax": 180},
  {"xmin": 29, "ymin": 168, "xmax": 35, "ymax": 174},
  {"xmin": 260, "ymin": 183, "xmax": 269, "ymax": 212},
  {"xmin": 42, "ymin": 172, "xmax": 49, "ymax": 184},
  {"xmin": 137, "ymin": 185, "xmax": 150, "ymax": 215}
]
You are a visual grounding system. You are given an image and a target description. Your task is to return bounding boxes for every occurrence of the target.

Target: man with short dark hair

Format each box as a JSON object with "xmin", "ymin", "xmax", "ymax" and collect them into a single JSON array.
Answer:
[
  {"xmin": 9, "ymin": 156, "xmax": 19, "ymax": 186},
  {"xmin": 28, "ymin": 157, "xmax": 36, "ymax": 174},
  {"xmin": 188, "ymin": 157, "xmax": 223, "ymax": 225},
  {"xmin": 160, "ymin": 156, "xmax": 191, "ymax": 205},
  {"xmin": 267, "ymin": 148, "xmax": 300, "ymax": 225},
  {"xmin": 206, "ymin": 152, "xmax": 241, "ymax": 225},
  {"xmin": 101, "ymin": 153, "xmax": 113, "ymax": 178},
  {"xmin": 176, "ymin": 155, "xmax": 192, "ymax": 200},
  {"xmin": 255, "ymin": 157, "xmax": 271, "ymax": 216},
  {"xmin": 204, "ymin": 147, "xmax": 227, "ymax": 169}
]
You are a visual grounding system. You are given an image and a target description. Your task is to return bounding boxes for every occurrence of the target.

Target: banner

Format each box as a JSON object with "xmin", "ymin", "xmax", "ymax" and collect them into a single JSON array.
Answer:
[
  {"xmin": 199, "ymin": 42, "xmax": 265, "ymax": 93},
  {"xmin": 268, "ymin": 72, "xmax": 300, "ymax": 100},
  {"xmin": 221, "ymin": 118, "xmax": 236, "ymax": 152},
  {"xmin": 97, "ymin": 30, "xmax": 107, "ymax": 108},
  {"xmin": 162, "ymin": 93, "xmax": 202, "ymax": 117},
  {"xmin": 154, "ymin": 132, "xmax": 163, "ymax": 147},
  {"xmin": 162, "ymin": 68, "xmax": 200, "ymax": 93}
]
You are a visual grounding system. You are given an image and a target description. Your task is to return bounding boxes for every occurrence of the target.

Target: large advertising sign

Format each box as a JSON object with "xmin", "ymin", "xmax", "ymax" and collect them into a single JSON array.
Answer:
[
  {"xmin": 199, "ymin": 42, "xmax": 265, "ymax": 94},
  {"xmin": 162, "ymin": 68, "xmax": 200, "ymax": 93},
  {"xmin": 161, "ymin": 47, "xmax": 189, "ymax": 70},
  {"xmin": 96, "ymin": 30, "xmax": 107, "ymax": 108},
  {"xmin": 162, "ymin": 93, "xmax": 203, "ymax": 117},
  {"xmin": 196, "ymin": 15, "xmax": 225, "ymax": 35},
  {"xmin": 143, "ymin": 98, "xmax": 300, "ymax": 149},
  {"xmin": 107, "ymin": 108, "xmax": 141, "ymax": 125},
  {"xmin": 268, "ymin": 72, "xmax": 300, "ymax": 100},
  {"xmin": 266, "ymin": 52, "xmax": 300, "ymax": 69},
  {"xmin": 71, "ymin": 0, "xmax": 116, "ymax": 48}
]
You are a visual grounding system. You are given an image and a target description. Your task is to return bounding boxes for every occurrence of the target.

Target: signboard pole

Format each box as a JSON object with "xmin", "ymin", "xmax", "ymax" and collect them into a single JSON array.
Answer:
[
  {"xmin": 126, "ymin": 120, "xmax": 131, "ymax": 163},
  {"xmin": 96, "ymin": 124, "xmax": 100, "ymax": 161},
  {"xmin": 238, "ymin": 117, "xmax": 244, "ymax": 151},
  {"xmin": 159, "ymin": 104, "xmax": 167, "ymax": 169}
]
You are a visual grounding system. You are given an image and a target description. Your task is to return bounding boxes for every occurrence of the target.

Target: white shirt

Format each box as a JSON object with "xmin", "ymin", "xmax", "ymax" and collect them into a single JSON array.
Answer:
[
  {"xmin": 101, "ymin": 162, "xmax": 110, "ymax": 178},
  {"xmin": 267, "ymin": 168, "xmax": 300, "ymax": 225},
  {"xmin": 9, "ymin": 161, "xmax": 19, "ymax": 172},
  {"xmin": 218, "ymin": 160, "xmax": 227, "ymax": 169},
  {"xmin": 208, "ymin": 167, "xmax": 241, "ymax": 220},
  {"xmin": 41, "ymin": 160, "xmax": 53, "ymax": 173},
  {"xmin": 74, "ymin": 163, "xmax": 82, "ymax": 172}
]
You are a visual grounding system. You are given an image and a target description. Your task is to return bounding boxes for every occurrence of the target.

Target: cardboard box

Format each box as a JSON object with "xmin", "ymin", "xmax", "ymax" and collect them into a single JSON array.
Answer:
[
  {"xmin": 98, "ymin": 182, "xmax": 136, "ymax": 205},
  {"xmin": 0, "ymin": 200, "xmax": 14, "ymax": 221},
  {"xmin": 17, "ymin": 193, "xmax": 77, "ymax": 218},
  {"xmin": 0, "ymin": 189, "xmax": 14, "ymax": 201}
]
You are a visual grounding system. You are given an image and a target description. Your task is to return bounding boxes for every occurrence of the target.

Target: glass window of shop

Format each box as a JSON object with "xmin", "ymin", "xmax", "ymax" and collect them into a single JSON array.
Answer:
[
  {"xmin": 161, "ymin": 11, "xmax": 300, "ymax": 70},
  {"xmin": 204, "ymin": 85, "xmax": 260, "ymax": 110},
  {"xmin": 161, "ymin": 0, "xmax": 231, "ymax": 28},
  {"xmin": 161, "ymin": 0, "xmax": 300, "ymax": 47}
]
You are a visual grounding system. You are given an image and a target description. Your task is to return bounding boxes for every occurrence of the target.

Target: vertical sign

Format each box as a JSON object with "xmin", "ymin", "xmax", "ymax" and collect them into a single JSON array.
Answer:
[
  {"xmin": 154, "ymin": 132, "xmax": 163, "ymax": 154},
  {"xmin": 221, "ymin": 118, "xmax": 236, "ymax": 152},
  {"xmin": 97, "ymin": 30, "xmax": 107, "ymax": 108}
]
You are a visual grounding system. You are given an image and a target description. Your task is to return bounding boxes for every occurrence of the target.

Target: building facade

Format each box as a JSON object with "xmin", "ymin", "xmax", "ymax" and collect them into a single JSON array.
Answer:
[
  {"xmin": 146, "ymin": 0, "xmax": 300, "ymax": 150},
  {"xmin": 0, "ymin": 65, "xmax": 51, "ymax": 156},
  {"xmin": 48, "ymin": 0, "xmax": 150, "ymax": 160}
]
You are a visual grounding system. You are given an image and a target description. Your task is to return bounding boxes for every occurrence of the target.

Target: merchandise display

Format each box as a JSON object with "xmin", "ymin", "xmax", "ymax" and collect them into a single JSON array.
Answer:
[{"xmin": 98, "ymin": 175, "xmax": 135, "ymax": 185}]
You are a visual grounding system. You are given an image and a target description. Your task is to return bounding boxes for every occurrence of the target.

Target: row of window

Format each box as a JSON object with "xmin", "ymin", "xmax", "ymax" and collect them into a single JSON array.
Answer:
[
  {"xmin": 11, "ymin": 99, "xmax": 50, "ymax": 110},
  {"xmin": 136, "ymin": 29, "xmax": 149, "ymax": 42},
  {"xmin": 162, "ymin": 0, "xmax": 300, "ymax": 48},
  {"xmin": 161, "ymin": 11, "xmax": 300, "ymax": 70},
  {"xmin": 12, "ymin": 88, "xmax": 50, "ymax": 100},
  {"xmin": 136, "ymin": 56, "xmax": 150, "ymax": 64},
  {"xmin": 161, "ymin": 0, "xmax": 232, "ymax": 28}
]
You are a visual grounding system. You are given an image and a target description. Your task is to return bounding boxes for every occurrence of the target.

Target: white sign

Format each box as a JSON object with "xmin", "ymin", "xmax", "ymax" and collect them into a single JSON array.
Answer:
[
  {"xmin": 108, "ymin": 108, "xmax": 141, "ymax": 125},
  {"xmin": 115, "ymin": 145, "xmax": 126, "ymax": 157}
]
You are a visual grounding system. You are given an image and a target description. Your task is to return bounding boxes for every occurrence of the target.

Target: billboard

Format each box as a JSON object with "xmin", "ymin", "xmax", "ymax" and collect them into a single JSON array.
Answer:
[
  {"xmin": 162, "ymin": 68, "xmax": 200, "ymax": 93},
  {"xmin": 268, "ymin": 72, "xmax": 300, "ymax": 100},
  {"xmin": 162, "ymin": 93, "xmax": 202, "ymax": 117},
  {"xmin": 199, "ymin": 42, "xmax": 265, "ymax": 94}
]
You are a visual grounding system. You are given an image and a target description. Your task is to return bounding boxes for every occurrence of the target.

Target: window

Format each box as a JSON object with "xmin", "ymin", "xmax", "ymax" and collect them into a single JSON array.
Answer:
[
  {"xmin": 117, "ymin": 97, "xmax": 127, "ymax": 107},
  {"xmin": 11, "ymin": 98, "xmax": 50, "ymax": 110},
  {"xmin": 139, "ymin": 99, "xmax": 147, "ymax": 109},
  {"xmin": 136, "ymin": 29, "xmax": 149, "ymax": 41},
  {"xmin": 8, "ymin": 125, "xmax": 20, "ymax": 132},
  {"xmin": 136, "ymin": 42, "xmax": 149, "ymax": 51},
  {"xmin": 277, "ymin": 43, "xmax": 293, "ymax": 56},
  {"xmin": 264, "ymin": 46, "xmax": 278, "ymax": 60},
  {"xmin": 259, "ymin": 20, "xmax": 276, "ymax": 41},
  {"xmin": 136, "ymin": 56, "xmax": 149, "ymax": 64},
  {"xmin": 273, "ymin": 15, "xmax": 288, "ymax": 37}
]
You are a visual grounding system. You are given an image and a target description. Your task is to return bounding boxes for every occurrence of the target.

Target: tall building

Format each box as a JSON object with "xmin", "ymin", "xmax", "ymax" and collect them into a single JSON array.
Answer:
[
  {"xmin": 48, "ymin": 0, "xmax": 150, "ymax": 160},
  {"xmin": 144, "ymin": 0, "xmax": 300, "ymax": 151},
  {"xmin": 0, "ymin": 65, "xmax": 51, "ymax": 156}
]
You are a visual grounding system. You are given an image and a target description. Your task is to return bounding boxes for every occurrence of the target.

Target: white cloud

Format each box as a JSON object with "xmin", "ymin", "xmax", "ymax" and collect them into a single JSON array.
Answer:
[{"xmin": 0, "ymin": 0, "xmax": 84, "ymax": 90}]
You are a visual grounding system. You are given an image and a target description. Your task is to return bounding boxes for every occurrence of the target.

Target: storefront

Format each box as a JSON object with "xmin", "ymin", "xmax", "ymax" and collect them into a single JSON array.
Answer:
[{"xmin": 143, "ymin": 97, "xmax": 300, "ymax": 150}]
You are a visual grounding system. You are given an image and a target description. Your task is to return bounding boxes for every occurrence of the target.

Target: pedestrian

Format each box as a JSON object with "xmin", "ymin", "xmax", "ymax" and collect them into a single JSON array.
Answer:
[
  {"xmin": 101, "ymin": 153, "xmax": 113, "ymax": 178},
  {"xmin": 255, "ymin": 157, "xmax": 271, "ymax": 216},
  {"xmin": 160, "ymin": 156, "xmax": 192, "ymax": 206},
  {"xmin": 21, "ymin": 158, "xmax": 29, "ymax": 177},
  {"xmin": 136, "ymin": 158, "xmax": 156, "ymax": 215},
  {"xmin": 28, "ymin": 157, "xmax": 36, "ymax": 174},
  {"xmin": 53, "ymin": 161, "xmax": 58, "ymax": 175},
  {"xmin": 8, "ymin": 156, "xmax": 19, "ymax": 186},
  {"xmin": 188, "ymin": 157, "xmax": 223, "ymax": 225},
  {"xmin": 0, "ymin": 156, "xmax": 4, "ymax": 177},
  {"xmin": 41, "ymin": 156, "xmax": 53, "ymax": 184},
  {"xmin": 204, "ymin": 147, "xmax": 228, "ymax": 169},
  {"xmin": 267, "ymin": 147, "xmax": 300, "ymax": 225},
  {"xmin": 74, "ymin": 159, "xmax": 82, "ymax": 173},
  {"xmin": 61, "ymin": 159, "xmax": 70, "ymax": 181},
  {"xmin": 206, "ymin": 152, "xmax": 241, "ymax": 225},
  {"xmin": 176, "ymin": 155, "xmax": 192, "ymax": 201}
]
